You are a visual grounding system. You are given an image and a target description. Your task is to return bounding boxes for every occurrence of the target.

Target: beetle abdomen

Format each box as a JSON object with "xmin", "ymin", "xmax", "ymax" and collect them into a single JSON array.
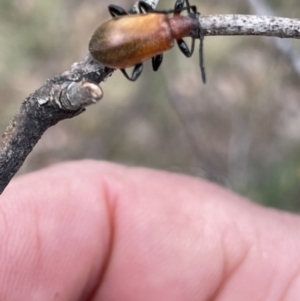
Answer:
[{"xmin": 89, "ymin": 14, "xmax": 174, "ymax": 69}]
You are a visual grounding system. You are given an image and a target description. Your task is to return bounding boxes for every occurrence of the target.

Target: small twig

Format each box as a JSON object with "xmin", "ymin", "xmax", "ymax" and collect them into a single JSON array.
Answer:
[
  {"xmin": 1, "ymin": 12, "xmax": 300, "ymax": 194},
  {"xmin": 246, "ymin": 0, "xmax": 300, "ymax": 76},
  {"xmin": 199, "ymin": 15, "xmax": 300, "ymax": 39},
  {"xmin": 0, "ymin": 55, "xmax": 106, "ymax": 194}
]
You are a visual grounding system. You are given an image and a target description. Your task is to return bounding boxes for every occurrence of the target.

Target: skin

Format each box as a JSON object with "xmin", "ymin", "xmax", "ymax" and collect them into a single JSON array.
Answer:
[{"xmin": 1, "ymin": 160, "xmax": 300, "ymax": 300}]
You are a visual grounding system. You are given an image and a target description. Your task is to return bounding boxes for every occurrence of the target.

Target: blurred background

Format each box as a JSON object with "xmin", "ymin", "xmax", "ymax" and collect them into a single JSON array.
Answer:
[{"xmin": 1, "ymin": 0, "xmax": 300, "ymax": 211}]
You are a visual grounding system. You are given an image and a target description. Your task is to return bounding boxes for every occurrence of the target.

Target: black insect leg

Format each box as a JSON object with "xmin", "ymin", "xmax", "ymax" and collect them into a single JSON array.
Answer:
[
  {"xmin": 174, "ymin": 0, "xmax": 191, "ymax": 12},
  {"xmin": 174, "ymin": 0, "xmax": 198, "ymax": 17},
  {"xmin": 108, "ymin": 5, "xmax": 128, "ymax": 17},
  {"xmin": 174, "ymin": 0, "xmax": 185, "ymax": 11},
  {"xmin": 152, "ymin": 54, "xmax": 163, "ymax": 71},
  {"xmin": 177, "ymin": 37, "xmax": 195, "ymax": 57},
  {"xmin": 120, "ymin": 63, "xmax": 143, "ymax": 81},
  {"xmin": 190, "ymin": 5, "xmax": 197, "ymax": 14},
  {"xmin": 138, "ymin": 1, "xmax": 154, "ymax": 13},
  {"xmin": 199, "ymin": 33, "xmax": 206, "ymax": 83}
]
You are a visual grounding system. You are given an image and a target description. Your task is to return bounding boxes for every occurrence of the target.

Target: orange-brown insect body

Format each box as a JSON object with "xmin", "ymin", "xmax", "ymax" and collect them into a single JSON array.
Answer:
[
  {"xmin": 89, "ymin": 13, "xmax": 198, "ymax": 69},
  {"xmin": 88, "ymin": 1, "xmax": 205, "ymax": 82}
]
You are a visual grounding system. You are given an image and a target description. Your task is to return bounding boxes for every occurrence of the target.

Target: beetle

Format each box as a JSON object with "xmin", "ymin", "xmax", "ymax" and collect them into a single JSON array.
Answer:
[{"xmin": 89, "ymin": 0, "xmax": 206, "ymax": 83}]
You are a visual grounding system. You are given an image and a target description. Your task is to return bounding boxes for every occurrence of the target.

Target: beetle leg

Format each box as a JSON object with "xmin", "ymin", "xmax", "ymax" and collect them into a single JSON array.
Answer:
[
  {"xmin": 174, "ymin": 0, "xmax": 196, "ymax": 15},
  {"xmin": 120, "ymin": 63, "xmax": 143, "ymax": 81},
  {"xmin": 131, "ymin": 63, "xmax": 143, "ymax": 80},
  {"xmin": 108, "ymin": 5, "xmax": 128, "ymax": 17},
  {"xmin": 190, "ymin": 5, "xmax": 197, "ymax": 14},
  {"xmin": 152, "ymin": 54, "xmax": 163, "ymax": 71},
  {"xmin": 177, "ymin": 38, "xmax": 195, "ymax": 57},
  {"xmin": 120, "ymin": 69, "xmax": 133, "ymax": 81},
  {"xmin": 185, "ymin": 0, "xmax": 191, "ymax": 12},
  {"xmin": 174, "ymin": 0, "xmax": 185, "ymax": 11},
  {"xmin": 199, "ymin": 33, "xmax": 206, "ymax": 83},
  {"xmin": 174, "ymin": 0, "xmax": 192, "ymax": 11},
  {"xmin": 138, "ymin": 1, "xmax": 153, "ymax": 13}
]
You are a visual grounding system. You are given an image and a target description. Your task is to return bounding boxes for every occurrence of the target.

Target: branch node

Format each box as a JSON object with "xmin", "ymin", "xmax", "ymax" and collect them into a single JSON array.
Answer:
[{"xmin": 58, "ymin": 81, "xmax": 103, "ymax": 110}]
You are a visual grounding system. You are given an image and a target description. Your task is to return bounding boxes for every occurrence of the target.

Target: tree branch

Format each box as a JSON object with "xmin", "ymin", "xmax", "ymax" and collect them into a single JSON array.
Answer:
[
  {"xmin": 0, "ymin": 55, "xmax": 107, "ymax": 194},
  {"xmin": 200, "ymin": 15, "xmax": 300, "ymax": 38},
  {"xmin": 1, "ymin": 12, "xmax": 300, "ymax": 194},
  {"xmin": 246, "ymin": 0, "xmax": 300, "ymax": 76}
]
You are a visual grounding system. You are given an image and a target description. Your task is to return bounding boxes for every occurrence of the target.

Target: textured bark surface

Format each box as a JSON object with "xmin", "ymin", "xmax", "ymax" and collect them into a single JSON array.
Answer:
[
  {"xmin": 201, "ymin": 15, "xmax": 300, "ymax": 38},
  {"xmin": 0, "ymin": 55, "xmax": 107, "ymax": 193}
]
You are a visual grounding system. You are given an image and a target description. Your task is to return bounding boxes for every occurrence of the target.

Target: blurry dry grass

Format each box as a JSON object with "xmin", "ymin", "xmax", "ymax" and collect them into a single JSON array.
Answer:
[{"xmin": 1, "ymin": 0, "xmax": 300, "ymax": 211}]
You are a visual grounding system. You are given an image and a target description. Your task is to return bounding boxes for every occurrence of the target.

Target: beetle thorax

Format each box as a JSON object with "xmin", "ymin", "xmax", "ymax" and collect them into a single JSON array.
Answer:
[{"xmin": 169, "ymin": 14, "xmax": 198, "ymax": 40}]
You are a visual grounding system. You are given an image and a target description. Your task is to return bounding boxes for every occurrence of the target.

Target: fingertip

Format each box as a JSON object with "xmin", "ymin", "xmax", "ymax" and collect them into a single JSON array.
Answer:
[{"xmin": 0, "ymin": 160, "xmax": 115, "ymax": 299}]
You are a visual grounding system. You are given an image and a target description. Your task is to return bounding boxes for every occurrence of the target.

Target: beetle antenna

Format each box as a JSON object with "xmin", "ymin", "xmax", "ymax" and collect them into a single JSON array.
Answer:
[{"xmin": 199, "ymin": 28, "xmax": 206, "ymax": 84}]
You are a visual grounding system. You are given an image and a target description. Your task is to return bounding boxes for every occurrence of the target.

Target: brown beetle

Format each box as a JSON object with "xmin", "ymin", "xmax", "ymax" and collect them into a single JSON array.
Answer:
[{"xmin": 89, "ymin": 0, "xmax": 205, "ymax": 82}]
